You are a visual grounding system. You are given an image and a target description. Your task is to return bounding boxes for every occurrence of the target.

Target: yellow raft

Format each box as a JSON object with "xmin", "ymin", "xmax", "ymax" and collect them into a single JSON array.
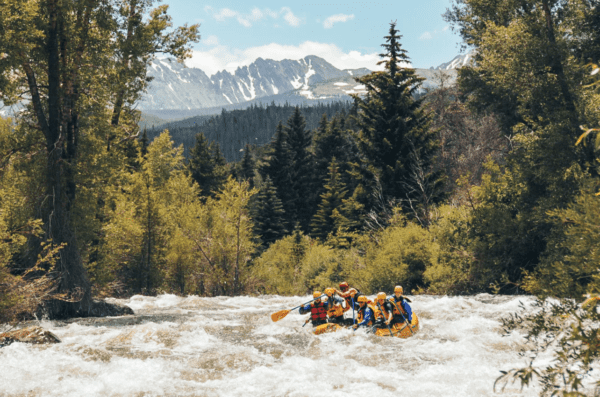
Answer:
[
  {"xmin": 374, "ymin": 313, "xmax": 420, "ymax": 338},
  {"xmin": 314, "ymin": 323, "xmax": 344, "ymax": 335},
  {"xmin": 312, "ymin": 313, "xmax": 420, "ymax": 338}
]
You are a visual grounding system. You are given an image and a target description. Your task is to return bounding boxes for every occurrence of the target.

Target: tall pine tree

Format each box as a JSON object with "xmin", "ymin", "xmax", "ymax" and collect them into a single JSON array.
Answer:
[
  {"xmin": 251, "ymin": 176, "xmax": 288, "ymax": 248},
  {"xmin": 188, "ymin": 132, "xmax": 227, "ymax": 198},
  {"xmin": 284, "ymin": 107, "xmax": 314, "ymax": 231},
  {"xmin": 353, "ymin": 22, "xmax": 443, "ymax": 221},
  {"xmin": 239, "ymin": 144, "xmax": 256, "ymax": 188},
  {"xmin": 310, "ymin": 158, "xmax": 348, "ymax": 241}
]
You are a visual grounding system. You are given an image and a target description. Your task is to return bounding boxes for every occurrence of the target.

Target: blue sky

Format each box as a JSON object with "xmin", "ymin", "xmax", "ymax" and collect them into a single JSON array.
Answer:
[{"xmin": 161, "ymin": 0, "xmax": 464, "ymax": 76}]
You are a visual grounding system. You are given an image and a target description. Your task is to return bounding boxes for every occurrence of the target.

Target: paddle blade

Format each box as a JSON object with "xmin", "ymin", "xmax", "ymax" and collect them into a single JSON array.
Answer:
[{"xmin": 271, "ymin": 309, "xmax": 291, "ymax": 322}]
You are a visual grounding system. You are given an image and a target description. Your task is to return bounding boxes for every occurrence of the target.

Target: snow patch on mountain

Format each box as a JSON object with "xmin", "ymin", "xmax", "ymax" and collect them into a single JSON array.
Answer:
[{"xmin": 436, "ymin": 50, "xmax": 476, "ymax": 70}]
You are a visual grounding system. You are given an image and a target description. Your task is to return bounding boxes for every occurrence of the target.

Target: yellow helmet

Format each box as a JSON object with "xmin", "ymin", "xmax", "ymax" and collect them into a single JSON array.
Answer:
[
  {"xmin": 357, "ymin": 295, "xmax": 368, "ymax": 303},
  {"xmin": 313, "ymin": 291, "xmax": 322, "ymax": 299},
  {"xmin": 394, "ymin": 285, "xmax": 403, "ymax": 295},
  {"xmin": 377, "ymin": 292, "xmax": 386, "ymax": 301},
  {"xmin": 324, "ymin": 287, "xmax": 335, "ymax": 296}
]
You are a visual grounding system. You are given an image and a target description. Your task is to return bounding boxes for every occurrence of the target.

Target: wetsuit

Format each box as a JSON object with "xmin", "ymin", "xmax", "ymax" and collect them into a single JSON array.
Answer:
[{"xmin": 389, "ymin": 296, "xmax": 412, "ymax": 325}]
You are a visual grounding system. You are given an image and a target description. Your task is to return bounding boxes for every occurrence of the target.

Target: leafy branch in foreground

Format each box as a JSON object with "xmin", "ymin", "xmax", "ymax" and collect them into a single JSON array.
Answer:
[{"xmin": 496, "ymin": 298, "xmax": 600, "ymax": 396}]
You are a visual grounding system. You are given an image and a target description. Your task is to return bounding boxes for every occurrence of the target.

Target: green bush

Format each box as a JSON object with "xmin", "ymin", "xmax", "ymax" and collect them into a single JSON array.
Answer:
[
  {"xmin": 252, "ymin": 231, "xmax": 365, "ymax": 295},
  {"xmin": 523, "ymin": 179, "xmax": 600, "ymax": 299},
  {"xmin": 425, "ymin": 204, "xmax": 482, "ymax": 294},
  {"xmin": 362, "ymin": 220, "xmax": 437, "ymax": 294}
]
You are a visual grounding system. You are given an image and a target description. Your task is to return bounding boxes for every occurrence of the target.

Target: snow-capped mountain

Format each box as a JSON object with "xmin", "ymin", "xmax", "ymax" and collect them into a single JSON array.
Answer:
[
  {"xmin": 0, "ymin": 54, "xmax": 463, "ymax": 119},
  {"xmin": 435, "ymin": 50, "xmax": 475, "ymax": 70},
  {"xmin": 139, "ymin": 56, "xmax": 371, "ymax": 111}
]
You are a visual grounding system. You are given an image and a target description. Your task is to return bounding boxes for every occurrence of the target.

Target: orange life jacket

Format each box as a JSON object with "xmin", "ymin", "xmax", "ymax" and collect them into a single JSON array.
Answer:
[
  {"xmin": 374, "ymin": 301, "xmax": 392, "ymax": 320},
  {"xmin": 327, "ymin": 302, "xmax": 344, "ymax": 318},
  {"xmin": 357, "ymin": 303, "xmax": 375, "ymax": 326},
  {"xmin": 310, "ymin": 301, "xmax": 328, "ymax": 323},
  {"xmin": 389, "ymin": 297, "xmax": 408, "ymax": 317}
]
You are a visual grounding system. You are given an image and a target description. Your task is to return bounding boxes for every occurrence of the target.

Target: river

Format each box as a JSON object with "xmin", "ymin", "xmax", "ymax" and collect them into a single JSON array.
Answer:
[{"xmin": 0, "ymin": 294, "xmax": 559, "ymax": 396}]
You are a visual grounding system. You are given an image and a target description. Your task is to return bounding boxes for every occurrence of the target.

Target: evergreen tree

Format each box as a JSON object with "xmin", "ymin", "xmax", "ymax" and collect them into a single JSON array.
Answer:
[
  {"xmin": 251, "ymin": 176, "xmax": 288, "ymax": 248},
  {"xmin": 310, "ymin": 158, "xmax": 348, "ymax": 240},
  {"xmin": 353, "ymin": 22, "xmax": 444, "ymax": 219},
  {"xmin": 188, "ymin": 132, "xmax": 227, "ymax": 198},
  {"xmin": 261, "ymin": 122, "xmax": 290, "ymax": 194},
  {"xmin": 239, "ymin": 144, "xmax": 256, "ymax": 188},
  {"xmin": 140, "ymin": 128, "xmax": 149, "ymax": 157},
  {"xmin": 284, "ymin": 107, "xmax": 314, "ymax": 231},
  {"xmin": 313, "ymin": 116, "xmax": 357, "ymax": 189}
]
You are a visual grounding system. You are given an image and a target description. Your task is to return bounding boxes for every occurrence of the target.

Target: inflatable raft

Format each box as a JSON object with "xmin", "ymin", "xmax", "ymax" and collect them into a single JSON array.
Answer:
[
  {"xmin": 312, "ymin": 313, "xmax": 420, "ymax": 338},
  {"xmin": 314, "ymin": 323, "xmax": 344, "ymax": 335},
  {"xmin": 374, "ymin": 313, "xmax": 419, "ymax": 338}
]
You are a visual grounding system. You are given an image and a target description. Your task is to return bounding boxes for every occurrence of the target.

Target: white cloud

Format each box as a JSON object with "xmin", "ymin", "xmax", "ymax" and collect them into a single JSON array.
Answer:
[
  {"xmin": 420, "ymin": 26, "xmax": 450, "ymax": 40},
  {"xmin": 202, "ymin": 35, "xmax": 219, "ymax": 46},
  {"xmin": 213, "ymin": 8, "xmax": 237, "ymax": 22},
  {"xmin": 282, "ymin": 7, "xmax": 301, "ymax": 27},
  {"xmin": 185, "ymin": 41, "xmax": 406, "ymax": 77},
  {"xmin": 205, "ymin": 6, "xmax": 302, "ymax": 28},
  {"xmin": 323, "ymin": 14, "xmax": 354, "ymax": 29},
  {"xmin": 419, "ymin": 32, "xmax": 433, "ymax": 40}
]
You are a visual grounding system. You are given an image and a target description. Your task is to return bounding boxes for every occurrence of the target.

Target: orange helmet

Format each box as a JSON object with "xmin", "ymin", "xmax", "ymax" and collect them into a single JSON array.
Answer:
[
  {"xmin": 313, "ymin": 291, "xmax": 322, "ymax": 299},
  {"xmin": 357, "ymin": 295, "xmax": 368, "ymax": 303},
  {"xmin": 394, "ymin": 285, "xmax": 403, "ymax": 295},
  {"xmin": 377, "ymin": 292, "xmax": 386, "ymax": 301},
  {"xmin": 324, "ymin": 288, "xmax": 335, "ymax": 296},
  {"xmin": 339, "ymin": 281, "xmax": 349, "ymax": 291}
]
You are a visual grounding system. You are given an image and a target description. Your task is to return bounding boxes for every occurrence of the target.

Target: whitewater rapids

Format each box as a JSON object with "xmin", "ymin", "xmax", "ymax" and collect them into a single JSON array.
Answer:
[{"xmin": 0, "ymin": 294, "xmax": 552, "ymax": 396}]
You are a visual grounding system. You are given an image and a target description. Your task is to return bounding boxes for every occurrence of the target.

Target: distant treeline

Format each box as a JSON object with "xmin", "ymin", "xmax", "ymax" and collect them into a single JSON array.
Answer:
[{"xmin": 147, "ymin": 101, "xmax": 354, "ymax": 161}]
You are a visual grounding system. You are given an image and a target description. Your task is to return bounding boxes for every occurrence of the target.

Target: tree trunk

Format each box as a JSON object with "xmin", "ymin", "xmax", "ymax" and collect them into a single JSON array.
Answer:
[{"xmin": 41, "ymin": 0, "xmax": 92, "ymax": 318}]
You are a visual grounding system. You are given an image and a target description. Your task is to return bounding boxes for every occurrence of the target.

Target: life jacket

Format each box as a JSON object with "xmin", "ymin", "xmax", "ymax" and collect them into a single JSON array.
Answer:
[
  {"xmin": 341, "ymin": 287, "xmax": 361, "ymax": 308},
  {"xmin": 357, "ymin": 304, "xmax": 374, "ymax": 326},
  {"xmin": 327, "ymin": 301, "xmax": 344, "ymax": 318},
  {"xmin": 389, "ymin": 297, "xmax": 409, "ymax": 317},
  {"xmin": 310, "ymin": 301, "xmax": 328, "ymax": 323},
  {"xmin": 375, "ymin": 301, "xmax": 392, "ymax": 320}
]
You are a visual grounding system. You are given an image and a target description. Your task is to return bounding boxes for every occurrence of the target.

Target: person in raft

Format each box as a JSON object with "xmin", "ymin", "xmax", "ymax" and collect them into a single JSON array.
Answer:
[
  {"xmin": 352, "ymin": 295, "xmax": 375, "ymax": 330},
  {"xmin": 323, "ymin": 287, "xmax": 347, "ymax": 325},
  {"xmin": 299, "ymin": 291, "xmax": 328, "ymax": 327},
  {"xmin": 388, "ymin": 285, "xmax": 412, "ymax": 326},
  {"xmin": 335, "ymin": 281, "xmax": 361, "ymax": 311},
  {"xmin": 373, "ymin": 292, "xmax": 395, "ymax": 329}
]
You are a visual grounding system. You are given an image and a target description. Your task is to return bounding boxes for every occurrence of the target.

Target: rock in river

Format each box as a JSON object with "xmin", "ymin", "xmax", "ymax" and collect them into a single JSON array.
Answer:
[{"xmin": 0, "ymin": 326, "xmax": 61, "ymax": 347}]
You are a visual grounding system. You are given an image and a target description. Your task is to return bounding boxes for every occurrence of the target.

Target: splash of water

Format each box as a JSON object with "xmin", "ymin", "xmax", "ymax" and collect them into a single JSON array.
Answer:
[{"xmin": 0, "ymin": 294, "xmax": 548, "ymax": 396}]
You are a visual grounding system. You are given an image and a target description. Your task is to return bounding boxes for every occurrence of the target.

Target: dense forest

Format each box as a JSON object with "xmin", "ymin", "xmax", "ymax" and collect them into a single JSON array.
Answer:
[
  {"xmin": 1, "ymin": 0, "xmax": 600, "ymax": 392},
  {"xmin": 147, "ymin": 101, "xmax": 355, "ymax": 161}
]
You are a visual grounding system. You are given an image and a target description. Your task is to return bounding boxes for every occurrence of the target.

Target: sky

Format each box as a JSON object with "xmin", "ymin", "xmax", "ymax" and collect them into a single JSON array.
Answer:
[{"xmin": 160, "ymin": 0, "xmax": 465, "ymax": 76}]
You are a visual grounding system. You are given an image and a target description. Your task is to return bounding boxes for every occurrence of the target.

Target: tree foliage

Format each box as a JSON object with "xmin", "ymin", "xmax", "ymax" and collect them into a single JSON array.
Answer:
[{"xmin": 353, "ymin": 22, "xmax": 445, "ymax": 224}]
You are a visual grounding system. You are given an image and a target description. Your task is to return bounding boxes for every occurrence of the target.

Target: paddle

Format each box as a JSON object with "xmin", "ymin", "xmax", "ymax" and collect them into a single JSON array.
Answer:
[
  {"xmin": 376, "ymin": 301, "xmax": 394, "ymax": 337},
  {"xmin": 271, "ymin": 296, "xmax": 324, "ymax": 322},
  {"xmin": 390, "ymin": 298, "xmax": 414, "ymax": 336},
  {"xmin": 352, "ymin": 296, "xmax": 355, "ymax": 326}
]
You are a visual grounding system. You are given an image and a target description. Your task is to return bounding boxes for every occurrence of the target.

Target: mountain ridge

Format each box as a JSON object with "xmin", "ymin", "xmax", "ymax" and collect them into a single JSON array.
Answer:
[{"xmin": 140, "ymin": 55, "xmax": 461, "ymax": 119}]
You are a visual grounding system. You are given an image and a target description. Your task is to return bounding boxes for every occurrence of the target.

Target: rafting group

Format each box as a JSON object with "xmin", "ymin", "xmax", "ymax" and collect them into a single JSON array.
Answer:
[{"xmin": 271, "ymin": 282, "xmax": 420, "ymax": 338}]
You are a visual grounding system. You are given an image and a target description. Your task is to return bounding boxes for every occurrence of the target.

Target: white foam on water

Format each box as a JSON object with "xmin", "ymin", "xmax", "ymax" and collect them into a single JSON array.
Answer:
[{"xmin": 0, "ymin": 294, "xmax": 569, "ymax": 396}]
